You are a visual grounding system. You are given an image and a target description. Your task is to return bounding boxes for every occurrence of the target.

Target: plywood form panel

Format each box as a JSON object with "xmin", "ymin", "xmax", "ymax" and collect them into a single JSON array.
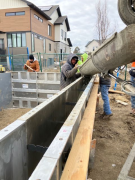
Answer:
[
  {"xmin": 0, "ymin": 7, "xmax": 30, "ymax": 32},
  {"xmin": 31, "ymin": 9, "xmax": 54, "ymax": 41}
]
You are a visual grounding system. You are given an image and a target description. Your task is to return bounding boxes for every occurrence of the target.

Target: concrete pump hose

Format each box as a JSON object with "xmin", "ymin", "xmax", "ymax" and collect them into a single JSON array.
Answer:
[{"xmin": 121, "ymin": 81, "xmax": 135, "ymax": 96}]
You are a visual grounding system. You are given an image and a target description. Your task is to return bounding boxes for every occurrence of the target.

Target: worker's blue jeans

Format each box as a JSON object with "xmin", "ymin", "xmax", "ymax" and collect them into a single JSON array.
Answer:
[
  {"xmin": 131, "ymin": 76, "xmax": 135, "ymax": 109},
  {"xmin": 100, "ymin": 84, "xmax": 112, "ymax": 115}
]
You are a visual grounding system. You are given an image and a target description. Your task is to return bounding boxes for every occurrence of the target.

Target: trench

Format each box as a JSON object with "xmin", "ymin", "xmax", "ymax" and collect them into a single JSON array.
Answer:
[{"xmin": 0, "ymin": 72, "xmax": 91, "ymax": 180}]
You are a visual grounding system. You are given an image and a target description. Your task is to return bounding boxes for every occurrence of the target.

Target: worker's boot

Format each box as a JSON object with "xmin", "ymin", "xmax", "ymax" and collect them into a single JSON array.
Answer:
[
  {"xmin": 103, "ymin": 113, "xmax": 113, "ymax": 120},
  {"xmin": 100, "ymin": 111, "xmax": 106, "ymax": 118}
]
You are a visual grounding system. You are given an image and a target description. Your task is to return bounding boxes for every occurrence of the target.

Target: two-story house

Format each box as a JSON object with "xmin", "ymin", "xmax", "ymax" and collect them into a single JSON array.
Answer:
[
  {"xmin": 0, "ymin": 0, "xmax": 72, "ymax": 55},
  {"xmin": 40, "ymin": 5, "xmax": 72, "ymax": 54},
  {"xmin": 85, "ymin": 40, "xmax": 102, "ymax": 53}
]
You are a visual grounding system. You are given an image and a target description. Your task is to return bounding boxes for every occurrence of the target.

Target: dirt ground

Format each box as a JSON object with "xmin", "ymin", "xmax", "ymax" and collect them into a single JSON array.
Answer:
[
  {"xmin": 0, "ymin": 108, "xmax": 31, "ymax": 130},
  {"xmin": 89, "ymin": 71, "xmax": 135, "ymax": 180}
]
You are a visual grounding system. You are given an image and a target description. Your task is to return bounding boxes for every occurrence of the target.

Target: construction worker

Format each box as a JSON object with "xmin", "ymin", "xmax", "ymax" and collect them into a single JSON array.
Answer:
[
  {"xmin": 24, "ymin": 54, "xmax": 40, "ymax": 72},
  {"xmin": 99, "ymin": 74, "xmax": 113, "ymax": 119},
  {"xmin": 77, "ymin": 53, "xmax": 88, "ymax": 73},
  {"xmin": 129, "ymin": 62, "xmax": 135, "ymax": 115},
  {"xmin": 60, "ymin": 53, "xmax": 80, "ymax": 89},
  {"xmin": 81, "ymin": 53, "xmax": 88, "ymax": 63},
  {"xmin": 77, "ymin": 59, "xmax": 83, "ymax": 73}
]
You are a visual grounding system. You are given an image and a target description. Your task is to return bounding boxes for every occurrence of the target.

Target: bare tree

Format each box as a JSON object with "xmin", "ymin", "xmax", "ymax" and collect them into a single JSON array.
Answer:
[{"xmin": 95, "ymin": 0, "xmax": 116, "ymax": 43}]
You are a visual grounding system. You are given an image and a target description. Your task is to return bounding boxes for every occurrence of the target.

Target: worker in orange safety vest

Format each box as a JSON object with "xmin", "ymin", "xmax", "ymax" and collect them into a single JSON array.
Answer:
[{"xmin": 129, "ymin": 62, "xmax": 135, "ymax": 115}]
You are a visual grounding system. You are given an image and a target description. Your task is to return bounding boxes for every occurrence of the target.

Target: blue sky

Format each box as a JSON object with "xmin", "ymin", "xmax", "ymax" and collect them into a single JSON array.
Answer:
[{"xmin": 29, "ymin": 0, "xmax": 126, "ymax": 52}]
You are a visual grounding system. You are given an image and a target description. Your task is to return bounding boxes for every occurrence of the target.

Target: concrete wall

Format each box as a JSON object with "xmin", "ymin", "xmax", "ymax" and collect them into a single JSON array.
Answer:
[
  {"xmin": 0, "ymin": 76, "xmax": 89, "ymax": 180},
  {"xmin": 12, "ymin": 72, "xmax": 60, "ymax": 108},
  {"xmin": 0, "ymin": 73, "xmax": 12, "ymax": 110}
]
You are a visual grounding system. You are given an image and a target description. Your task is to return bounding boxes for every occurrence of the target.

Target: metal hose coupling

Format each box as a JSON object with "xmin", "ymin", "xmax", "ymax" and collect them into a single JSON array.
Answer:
[{"xmin": 108, "ymin": 73, "xmax": 135, "ymax": 96}]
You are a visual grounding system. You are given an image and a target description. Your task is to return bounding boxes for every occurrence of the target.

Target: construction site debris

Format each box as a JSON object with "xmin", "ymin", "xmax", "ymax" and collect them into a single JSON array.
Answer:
[{"xmin": 116, "ymin": 100, "xmax": 128, "ymax": 106}]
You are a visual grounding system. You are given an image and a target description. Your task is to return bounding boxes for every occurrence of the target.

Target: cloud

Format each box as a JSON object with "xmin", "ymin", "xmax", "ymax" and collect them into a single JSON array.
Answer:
[{"xmin": 29, "ymin": 0, "xmax": 126, "ymax": 52}]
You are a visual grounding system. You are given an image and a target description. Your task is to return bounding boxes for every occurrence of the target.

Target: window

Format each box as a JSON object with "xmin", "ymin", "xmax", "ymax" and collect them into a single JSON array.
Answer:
[
  {"xmin": 64, "ymin": 32, "xmax": 67, "ymax": 41},
  {"xmin": 6, "ymin": 11, "xmax": 25, "ymax": 16},
  {"xmin": 6, "ymin": 12, "xmax": 15, "ymax": 16},
  {"xmin": 34, "ymin": 14, "xmax": 38, "ymax": 19},
  {"xmin": 32, "ymin": 33, "xmax": 35, "ymax": 52},
  {"xmin": 22, "ymin": 33, "xmax": 26, "ymax": 47},
  {"xmin": 7, "ymin": 34, "xmax": 12, "ymax": 47},
  {"xmin": 34, "ymin": 14, "xmax": 43, "ymax": 23},
  {"xmin": 12, "ymin": 34, "xmax": 16, "ymax": 47},
  {"xmin": 7, "ymin": 33, "xmax": 26, "ymax": 47},
  {"xmin": 61, "ymin": 29, "xmax": 63, "ymax": 40},
  {"xmin": 49, "ymin": 43, "xmax": 51, "ymax": 51},
  {"xmin": 39, "ymin": 18, "xmax": 42, "ymax": 22},
  {"xmin": 48, "ymin": 25, "xmax": 52, "ymax": 36},
  {"xmin": 16, "ymin": 12, "xmax": 25, "ymax": 16},
  {"xmin": 17, "ymin": 34, "xmax": 21, "ymax": 47},
  {"xmin": 0, "ymin": 39, "xmax": 4, "ymax": 49}
]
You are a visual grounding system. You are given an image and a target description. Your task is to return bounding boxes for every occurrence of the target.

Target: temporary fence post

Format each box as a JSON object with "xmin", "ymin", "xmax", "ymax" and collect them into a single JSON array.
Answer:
[
  {"xmin": 11, "ymin": 55, "xmax": 14, "ymax": 71},
  {"xmin": 38, "ymin": 53, "xmax": 42, "ymax": 72}
]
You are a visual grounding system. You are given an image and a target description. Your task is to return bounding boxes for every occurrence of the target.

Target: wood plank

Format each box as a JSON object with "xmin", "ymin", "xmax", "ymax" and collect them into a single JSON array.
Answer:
[
  {"xmin": 109, "ymin": 89, "xmax": 125, "ymax": 94},
  {"xmin": 60, "ymin": 81, "xmax": 99, "ymax": 180}
]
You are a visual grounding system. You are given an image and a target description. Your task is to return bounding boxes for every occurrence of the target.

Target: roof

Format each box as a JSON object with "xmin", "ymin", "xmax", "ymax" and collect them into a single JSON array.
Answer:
[
  {"xmin": 21, "ymin": 0, "xmax": 51, "ymax": 20},
  {"xmin": 67, "ymin": 38, "xmax": 72, "ymax": 47},
  {"xmin": 39, "ymin": 5, "xmax": 62, "ymax": 17},
  {"xmin": 0, "ymin": 31, "xmax": 5, "ymax": 33},
  {"xmin": 54, "ymin": 16, "xmax": 70, "ymax": 31},
  {"xmin": 85, "ymin": 39, "xmax": 102, "ymax": 47}
]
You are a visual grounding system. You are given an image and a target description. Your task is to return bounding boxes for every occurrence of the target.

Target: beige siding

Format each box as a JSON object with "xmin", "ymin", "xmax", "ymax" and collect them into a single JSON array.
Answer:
[
  {"xmin": 60, "ymin": 21, "xmax": 68, "ymax": 45},
  {"xmin": 33, "ymin": 38, "xmax": 44, "ymax": 54},
  {"xmin": 46, "ymin": 39, "xmax": 54, "ymax": 53},
  {"xmin": 26, "ymin": 32, "xmax": 31, "ymax": 53},
  {"xmin": 0, "ymin": 0, "xmax": 28, "ymax": 9},
  {"xmin": 49, "ymin": 10, "xmax": 59, "ymax": 24},
  {"xmin": 55, "ymin": 25, "xmax": 60, "ymax": 41},
  {"xmin": 85, "ymin": 41, "xmax": 100, "ymax": 53}
]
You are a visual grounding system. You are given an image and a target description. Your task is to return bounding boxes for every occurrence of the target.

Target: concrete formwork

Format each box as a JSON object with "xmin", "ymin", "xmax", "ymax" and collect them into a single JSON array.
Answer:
[
  {"xmin": 12, "ymin": 72, "xmax": 60, "ymax": 108},
  {"xmin": 0, "ymin": 76, "xmax": 94, "ymax": 180},
  {"xmin": 0, "ymin": 73, "xmax": 12, "ymax": 110}
]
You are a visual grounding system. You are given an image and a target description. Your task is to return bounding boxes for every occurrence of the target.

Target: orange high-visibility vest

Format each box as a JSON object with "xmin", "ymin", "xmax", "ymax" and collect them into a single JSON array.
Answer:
[{"xmin": 132, "ymin": 62, "xmax": 135, "ymax": 67}]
